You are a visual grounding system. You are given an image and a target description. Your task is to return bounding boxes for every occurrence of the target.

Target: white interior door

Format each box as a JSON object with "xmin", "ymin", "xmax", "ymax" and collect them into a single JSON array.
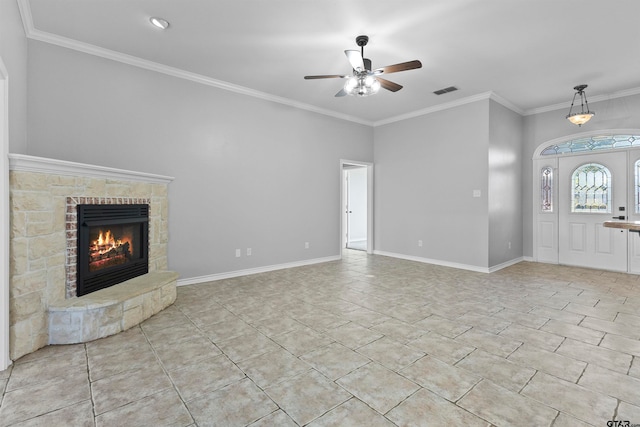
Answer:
[
  {"xmin": 340, "ymin": 160, "xmax": 373, "ymax": 255},
  {"xmin": 345, "ymin": 167, "xmax": 367, "ymax": 250},
  {"xmin": 559, "ymin": 151, "xmax": 627, "ymax": 272}
]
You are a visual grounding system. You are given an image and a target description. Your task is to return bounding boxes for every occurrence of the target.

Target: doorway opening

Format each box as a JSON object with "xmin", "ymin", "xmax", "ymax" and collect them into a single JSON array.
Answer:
[{"xmin": 340, "ymin": 160, "xmax": 373, "ymax": 256}]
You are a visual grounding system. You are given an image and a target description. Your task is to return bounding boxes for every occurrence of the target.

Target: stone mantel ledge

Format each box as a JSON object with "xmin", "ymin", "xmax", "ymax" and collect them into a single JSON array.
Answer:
[
  {"xmin": 8, "ymin": 153, "xmax": 175, "ymax": 184},
  {"xmin": 48, "ymin": 271, "xmax": 178, "ymax": 345}
]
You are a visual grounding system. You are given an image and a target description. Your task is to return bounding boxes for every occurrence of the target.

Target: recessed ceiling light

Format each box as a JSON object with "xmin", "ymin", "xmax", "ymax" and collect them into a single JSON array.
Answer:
[{"xmin": 149, "ymin": 17, "xmax": 169, "ymax": 30}]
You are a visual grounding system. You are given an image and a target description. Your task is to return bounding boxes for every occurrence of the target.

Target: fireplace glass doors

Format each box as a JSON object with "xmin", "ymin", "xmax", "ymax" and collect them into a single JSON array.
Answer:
[{"xmin": 77, "ymin": 204, "xmax": 149, "ymax": 296}]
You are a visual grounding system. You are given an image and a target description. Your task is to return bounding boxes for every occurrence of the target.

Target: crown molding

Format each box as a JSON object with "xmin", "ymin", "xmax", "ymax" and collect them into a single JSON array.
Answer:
[
  {"xmin": 524, "ymin": 86, "xmax": 640, "ymax": 116},
  {"xmin": 25, "ymin": 0, "xmax": 639, "ymax": 127},
  {"xmin": 14, "ymin": 0, "xmax": 528, "ymax": 128},
  {"xmin": 16, "ymin": 0, "xmax": 34, "ymax": 36},
  {"xmin": 8, "ymin": 154, "xmax": 175, "ymax": 184},
  {"xmin": 374, "ymin": 92, "xmax": 491, "ymax": 126},
  {"xmin": 17, "ymin": 0, "xmax": 373, "ymax": 127},
  {"xmin": 488, "ymin": 92, "xmax": 525, "ymax": 115},
  {"xmin": 374, "ymin": 91, "xmax": 527, "ymax": 127}
]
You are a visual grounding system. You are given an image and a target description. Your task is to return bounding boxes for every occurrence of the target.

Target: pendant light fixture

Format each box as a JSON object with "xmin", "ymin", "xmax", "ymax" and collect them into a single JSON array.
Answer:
[{"xmin": 566, "ymin": 84, "xmax": 595, "ymax": 126}]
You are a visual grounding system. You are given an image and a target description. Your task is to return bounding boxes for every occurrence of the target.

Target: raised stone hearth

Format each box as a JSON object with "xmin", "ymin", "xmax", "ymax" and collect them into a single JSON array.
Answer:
[
  {"xmin": 49, "ymin": 271, "xmax": 177, "ymax": 344},
  {"xmin": 9, "ymin": 154, "xmax": 174, "ymax": 360}
]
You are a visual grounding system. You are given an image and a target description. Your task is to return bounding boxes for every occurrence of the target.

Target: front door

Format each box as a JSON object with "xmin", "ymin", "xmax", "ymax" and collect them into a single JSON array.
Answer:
[
  {"xmin": 627, "ymin": 150, "xmax": 640, "ymax": 273},
  {"xmin": 558, "ymin": 151, "xmax": 628, "ymax": 271}
]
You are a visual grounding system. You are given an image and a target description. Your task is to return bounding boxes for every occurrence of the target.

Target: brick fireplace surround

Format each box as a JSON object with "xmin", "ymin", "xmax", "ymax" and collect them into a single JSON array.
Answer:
[{"xmin": 8, "ymin": 154, "xmax": 175, "ymax": 361}]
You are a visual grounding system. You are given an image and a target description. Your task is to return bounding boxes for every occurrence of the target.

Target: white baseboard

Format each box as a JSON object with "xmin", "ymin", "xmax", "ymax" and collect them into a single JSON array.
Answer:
[
  {"xmin": 373, "ymin": 250, "xmax": 524, "ymax": 274},
  {"xmin": 178, "ymin": 252, "xmax": 528, "ymax": 287},
  {"xmin": 177, "ymin": 255, "xmax": 341, "ymax": 287},
  {"xmin": 488, "ymin": 256, "xmax": 525, "ymax": 273}
]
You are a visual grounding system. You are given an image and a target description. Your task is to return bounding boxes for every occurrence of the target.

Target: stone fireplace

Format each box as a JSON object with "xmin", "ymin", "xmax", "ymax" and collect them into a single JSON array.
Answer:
[{"xmin": 8, "ymin": 154, "xmax": 175, "ymax": 360}]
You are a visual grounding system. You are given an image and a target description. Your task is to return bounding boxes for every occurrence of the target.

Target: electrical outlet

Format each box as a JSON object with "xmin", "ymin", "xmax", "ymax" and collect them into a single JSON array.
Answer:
[
  {"xmin": 235, "ymin": 249, "xmax": 241, "ymax": 257},
  {"xmin": 305, "ymin": 242, "xmax": 309, "ymax": 249},
  {"xmin": 508, "ymin": 241, "xmax": 511, "ymax": 249},
  {"xmin": 418, "ymin": 240, "xmax": 423, "ymax": 247},
  {"xmin": 247, "ymin": 248, "xmax": 252, "ymax": 256}
]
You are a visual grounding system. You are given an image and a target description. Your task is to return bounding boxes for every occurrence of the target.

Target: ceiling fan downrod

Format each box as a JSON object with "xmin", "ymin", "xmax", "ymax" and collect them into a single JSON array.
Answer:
[
  {"xmin": 356, "ymin": 35, "xmax": 369, "ymax": 58},
  {"xmin": 355, "ymin": 35, "xmax": 371, "ymax": 71}
]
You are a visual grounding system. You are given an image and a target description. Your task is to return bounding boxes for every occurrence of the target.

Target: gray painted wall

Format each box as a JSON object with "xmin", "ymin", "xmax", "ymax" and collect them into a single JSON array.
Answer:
[
  {"xmin": 374, "ymin": 100, "xmax": 490, "ymax": 268},
  {"xmin": 0, "ymin": 0, "xmax": 28, "ymax": 153},
  {"xmin": 522, "ymin": 93, "xmax": 640, "ymax": 258},
  {"xmin": 26, "ymin": 41, "xmax": 374, "ymax": 279},
  {"xmin": 488, "ymin": 100, "xmax": 523, "ymax": 266},
  {"xmin": 18, "ymin": 7, "xmax": 640, "ymax": 275}
]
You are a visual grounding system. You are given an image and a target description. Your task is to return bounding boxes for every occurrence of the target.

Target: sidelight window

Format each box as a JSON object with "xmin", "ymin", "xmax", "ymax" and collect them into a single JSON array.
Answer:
[
  {"xmin": 541, "ymin": 166, "xmax": 553, "ymax": 212},
  {"xmin": 636, "ymin": 160, "xmax": 640, "ymax": 213}
]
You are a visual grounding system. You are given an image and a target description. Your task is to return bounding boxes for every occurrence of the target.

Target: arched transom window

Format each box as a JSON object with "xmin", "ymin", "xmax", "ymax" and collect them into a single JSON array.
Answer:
[
  {"xmin": 571, "ymin": 163, "xmax": 611, "ymax": 213},
  {"xmin": 541, "ymin": 135, "xmax": 640, "ymax": 156}
]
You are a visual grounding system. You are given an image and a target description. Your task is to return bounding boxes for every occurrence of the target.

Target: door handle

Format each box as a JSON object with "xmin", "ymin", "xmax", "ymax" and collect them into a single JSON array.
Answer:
[{"xmin": 612, "ymin": 216, "xmax": 626, "ymax": 220}]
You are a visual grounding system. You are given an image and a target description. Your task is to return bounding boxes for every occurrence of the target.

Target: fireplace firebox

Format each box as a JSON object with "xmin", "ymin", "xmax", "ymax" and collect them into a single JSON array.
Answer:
[{"xmin": 77, "ymin": 204, "xmax": 149, "ymax": 296}]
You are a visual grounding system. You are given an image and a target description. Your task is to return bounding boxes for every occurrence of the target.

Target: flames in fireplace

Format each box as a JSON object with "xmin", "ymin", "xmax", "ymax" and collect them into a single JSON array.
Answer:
[
  {"xmin": 89, "ymin": 228, "xmax": 134, "ymax": 272},
  {"xmin": 77, "ymin": 204, "xmax": 149, "ymax": 296}
]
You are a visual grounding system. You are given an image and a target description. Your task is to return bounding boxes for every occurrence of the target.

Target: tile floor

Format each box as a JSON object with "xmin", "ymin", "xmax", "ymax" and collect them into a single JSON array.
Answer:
[{"xmin": 1, "ymin": 250, "xmax": 640, "ymax": 426}]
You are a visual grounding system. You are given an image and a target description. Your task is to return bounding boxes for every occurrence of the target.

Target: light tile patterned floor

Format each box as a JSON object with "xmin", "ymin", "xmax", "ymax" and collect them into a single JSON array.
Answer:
[{"xmin": 1, "ymin": 250, "xmax": 640, "ymax": 426}]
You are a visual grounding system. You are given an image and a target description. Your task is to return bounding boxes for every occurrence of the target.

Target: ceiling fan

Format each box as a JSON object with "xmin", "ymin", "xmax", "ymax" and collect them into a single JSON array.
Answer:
[{"xmin": 304, "ymin": 35, "xmax": 422, "ymax": 97}]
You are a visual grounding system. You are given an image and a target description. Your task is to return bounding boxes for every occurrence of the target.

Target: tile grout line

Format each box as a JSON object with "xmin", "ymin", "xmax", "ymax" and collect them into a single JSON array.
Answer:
[
  {"xmin": 137, "ymin": 323, "xmax": 197, "ymax": 424},
  {"xmin": 612, "ymin": 399, "xmax": 621, "ymax": 422},
  {"xmin": 572, "ymin": 359, "xmax": 587, "ymax": 386},
  {"xmin": 85, "ymin": 343, "xmax": 98, "ymax": 427},
  {"xmin": 548, "ymin": 410, "xmax": 561, "ymax": 427}
]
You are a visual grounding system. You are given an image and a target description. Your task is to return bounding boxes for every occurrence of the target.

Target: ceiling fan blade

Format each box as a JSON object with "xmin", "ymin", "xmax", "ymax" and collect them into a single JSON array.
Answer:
[
  {"xmin": 304, "ymin": 74, "xmax": 348, "ymax": 79},
  {"xmin": 335, "ymin": 88, "xmax": 348, "ymax": 97},
  {"xmin": 377, "ymin": 77, "xmax": 403, "ymax": 92},
  {"xmin": 345, "ymin": 50, "xmax": 365, "ymax": 71},
  {"xmin": 374, "ymin": 60, "xmax": 422, "ymax": 75}
]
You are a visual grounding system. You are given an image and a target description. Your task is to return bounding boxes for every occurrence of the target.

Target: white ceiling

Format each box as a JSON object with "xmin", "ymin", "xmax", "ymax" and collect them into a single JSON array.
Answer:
[{"xmin": 21, "ymin": 0, "xmax": 640, "ymax": 124}]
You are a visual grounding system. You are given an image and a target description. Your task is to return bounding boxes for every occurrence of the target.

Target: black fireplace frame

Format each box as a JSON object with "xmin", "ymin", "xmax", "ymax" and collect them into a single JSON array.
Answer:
[{"xmin": 77, "ymin": 204, "xmax": 149, "ymax": 297}]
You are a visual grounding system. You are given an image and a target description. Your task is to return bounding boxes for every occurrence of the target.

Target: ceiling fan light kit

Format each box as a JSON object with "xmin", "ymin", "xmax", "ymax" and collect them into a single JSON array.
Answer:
[
  {"xmin": 344, "ymin": 74, "xmax": 381, "ymax": 97},
  {"xmin": 566, "ymin": 84, "xmax": 595, "ymax": 126},
  {"xmin": 304, "ymin": 35, "xmax": 422, "ymax": 98}
]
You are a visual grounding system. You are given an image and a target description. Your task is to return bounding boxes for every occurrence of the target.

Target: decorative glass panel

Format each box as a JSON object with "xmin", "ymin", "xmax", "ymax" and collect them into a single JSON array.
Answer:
[
  {"xmin": 541, "ymin": 135, "xmax": 640, "ymax": 155},
  {"xmin": 571, "ymin": 163, "xmax": 611, "ymax": 213},
  {"xmin": 636, "ymin": 160, "xmax": 640, "ymax": 214},
  {"xmin": 541, "ymin": 167, "xmax": 553, "ymax": 212}
]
